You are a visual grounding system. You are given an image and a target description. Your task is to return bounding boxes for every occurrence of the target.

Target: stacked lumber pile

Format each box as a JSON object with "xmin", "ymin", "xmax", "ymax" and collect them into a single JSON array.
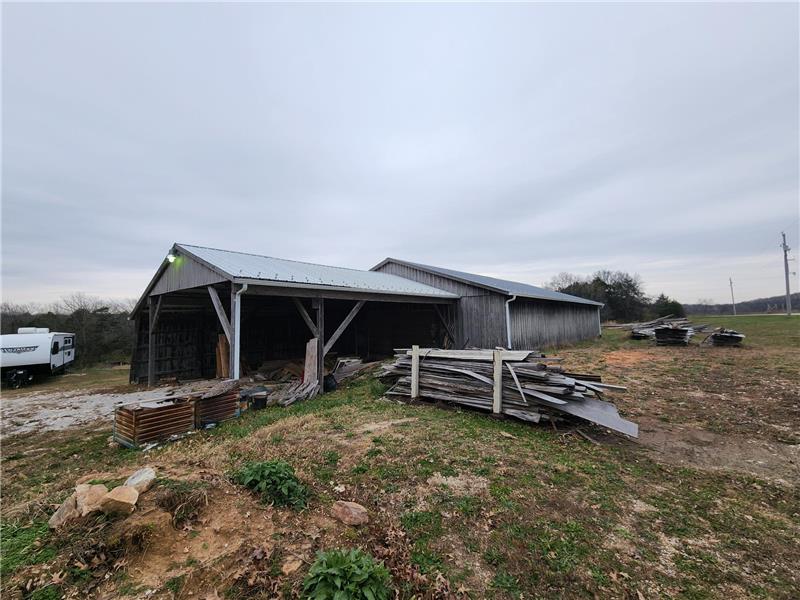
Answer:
[
  {"xmin": 654, "ymin": 325, "xmax": 693, "ymax": 346},
  {"xmin": 381, "ymin": 348, "xmax": 637, "ymax": 437},
  {"xmin": 610, "ymin": 315, "xmax": 710, "ymax": 340},
  {"xmin": 706, "ymin": 328, "xmax": 745, "ymax": 347}
]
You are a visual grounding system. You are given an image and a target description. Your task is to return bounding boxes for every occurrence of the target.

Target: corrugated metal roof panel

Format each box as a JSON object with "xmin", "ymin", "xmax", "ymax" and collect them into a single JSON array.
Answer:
[
  {"xmin": 176, "ymin": 244, "xmax": 458, "ymax": 298},
  {"xmin": 377, "ymin": 259, "xmax": 603, "ymax": 306}
]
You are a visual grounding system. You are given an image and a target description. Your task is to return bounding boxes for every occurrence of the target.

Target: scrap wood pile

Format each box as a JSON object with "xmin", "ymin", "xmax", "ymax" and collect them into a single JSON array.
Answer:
[
  {"xmin": 259, "ymin": 356, "xmax": 374, "ymax": 407},
  {"xmin": 608, "ymin": 315, "xmax": 712, "ymax": 341},
  {"xmin": 380, "ymin": 348, "xmax": 638, "ymax": 437},
  {"xmin": 703, "ymin": 328, "xmax": 746, "ymax": 347},
  {"xmin": 654, "ymin": 324, "xmax": 694, "ymax": 346}
]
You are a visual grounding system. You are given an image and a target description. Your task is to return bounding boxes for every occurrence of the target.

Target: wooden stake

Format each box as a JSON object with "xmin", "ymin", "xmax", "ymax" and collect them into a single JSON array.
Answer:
[
  {"xmin": 411, "ymin": 345, "xmax": 420, "ymax": 399},
  {"xmin": 492, "ymin": 349, "xmax": 503, "ymax": 414}
]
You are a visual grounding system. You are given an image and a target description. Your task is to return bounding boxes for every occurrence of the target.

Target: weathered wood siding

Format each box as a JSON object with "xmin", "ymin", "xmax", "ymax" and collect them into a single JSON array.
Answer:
[
  {"xmin": 151, "ymin": 256, "xmax": 226, "ymax": 296},
  {"xmin": 130, "ymin": 311, "xmax": 218, "ymax": 383},
  {"xmin": 509, "ymin": 299, "xmax": 600, "ymax": 349},
  {"xmin": 374, "ymin": 262, "xmax": 507, "ymax": 348}
]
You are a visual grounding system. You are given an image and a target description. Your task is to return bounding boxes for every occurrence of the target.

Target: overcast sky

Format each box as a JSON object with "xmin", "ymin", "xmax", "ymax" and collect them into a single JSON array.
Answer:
[{"xmin": 2, "ymin": 2, "xmax": 798, "ymax": 306}]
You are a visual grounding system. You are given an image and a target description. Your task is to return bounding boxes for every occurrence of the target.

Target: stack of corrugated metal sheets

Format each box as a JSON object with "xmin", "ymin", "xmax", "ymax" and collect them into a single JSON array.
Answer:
[{"xmin": 114, "ymin": 380, "xmax": 241, "ymax": 448}]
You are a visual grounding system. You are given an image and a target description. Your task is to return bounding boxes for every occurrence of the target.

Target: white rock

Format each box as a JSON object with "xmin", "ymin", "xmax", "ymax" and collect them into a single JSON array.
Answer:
[{"xmin": 124, "ymin": 467, "xmax": 157, "ymax": 493}]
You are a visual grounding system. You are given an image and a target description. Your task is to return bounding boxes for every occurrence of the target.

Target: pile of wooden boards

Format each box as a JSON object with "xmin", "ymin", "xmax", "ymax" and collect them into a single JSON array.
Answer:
[
  {"xmin": 705, "ymin": 328, "xmax": 746, "ymax": 347},
  {"xmin": 380, "ymin": 348, "xmax": 637, "ymax": 437},
  {"xmin": 608, "ymin": 315, "xmax": 710, "ymax": 340},
  {"xmin": 654, "ymin": 325, "xmax": 694, "ymax": 346},
  {"xmin": 113, "ymin": 380, "xmax": 241, "ymax": 449}
]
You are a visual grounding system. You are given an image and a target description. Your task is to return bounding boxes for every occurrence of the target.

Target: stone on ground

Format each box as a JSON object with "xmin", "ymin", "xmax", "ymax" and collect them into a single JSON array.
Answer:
[
  {"xmin": 124, "ymin": 467, "xmax": 157, "ymax": 493},
  {"xmin": 330, "ymin": 500, "xmax": 369, "ymax": 525},
  {"xmin": 49, "ymin": 493, "xmax": 80, "ymax": 529},
  {"xmin": 99, "ymin": 485, "xmax": 139, "ymax": 516},
  {"xmin": 75, "ymin": 483, "xmax": 109, "ymax": 517}
]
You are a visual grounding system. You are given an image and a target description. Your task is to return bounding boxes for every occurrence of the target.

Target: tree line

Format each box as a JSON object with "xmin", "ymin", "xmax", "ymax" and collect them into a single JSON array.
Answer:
[
  {"xmin": 1, "ymin": 293, "xmax": 136, "ymax": 367},
  {"xmin": 546, "ymin": 271, "xmax": 685, "ymax": 322}
]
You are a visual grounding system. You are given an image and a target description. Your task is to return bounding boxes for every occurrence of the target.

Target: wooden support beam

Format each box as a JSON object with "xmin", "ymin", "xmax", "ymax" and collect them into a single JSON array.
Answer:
[
  {"xmin": 152, "ymin": 296, "xmax": 164, "ymax": 331},
  {"xmin": 292, "ymin": 297, "xmax": 318, "ymax": 337},
  {"xmin": 208, "ymin": 286, "xmax": 232, "ymax": 343},
  {"xmin": 314, "ymin": 298, "xmax": 325, "ymax": 391},
  {"xmin": 323, "ymin": 300, "xmax": 366, "ymax": 356},
  {"xmin": 433, "ymin": 305, "xmax": 456, "ymax": 347},
  {"xmin": 411, "ymin": 344, "xmax": 420, "ymax": 399},
  {"xmin": 229, "ymin": 285, "xmax": 237, "ymax": 378},
  {"xmin": 147, "ymin": 296, "xmax": 162, "ymax": 387},
  {"xmin": 492, "ymin": 349, "xmax": 503, "ymax": 414}
]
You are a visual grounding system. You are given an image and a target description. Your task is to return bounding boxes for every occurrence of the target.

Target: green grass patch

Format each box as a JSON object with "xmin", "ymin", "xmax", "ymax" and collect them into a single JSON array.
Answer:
[{"xmin": 0, "ymin": 520, "xmax": 58, "ymax": 578}]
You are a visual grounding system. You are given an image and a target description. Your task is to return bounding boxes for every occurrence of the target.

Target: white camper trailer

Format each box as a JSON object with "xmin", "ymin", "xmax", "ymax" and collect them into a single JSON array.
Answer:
[{"xmin": 0, "ymin": 328, "xmax": 76, "ymax": 388}]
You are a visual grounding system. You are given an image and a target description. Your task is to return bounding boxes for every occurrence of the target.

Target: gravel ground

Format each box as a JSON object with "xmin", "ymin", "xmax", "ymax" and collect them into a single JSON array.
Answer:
[{"xmin": 0, "ymin": 380, "xmax": 220, "ymax": 437}]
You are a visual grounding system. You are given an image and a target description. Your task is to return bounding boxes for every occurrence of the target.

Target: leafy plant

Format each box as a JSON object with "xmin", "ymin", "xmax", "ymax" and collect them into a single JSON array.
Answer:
[
  {"xmin": 232, "ymin": 460, "xmax": 309, "ymax": 509},
  {"xmin": 303, "ymin": 549, "xmax": 391, "ymax": 600}
]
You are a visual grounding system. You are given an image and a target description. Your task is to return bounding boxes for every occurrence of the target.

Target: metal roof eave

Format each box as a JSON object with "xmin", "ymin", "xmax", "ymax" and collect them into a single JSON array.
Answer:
[
  {"xmin": 233, "ymin": 277, "xmax": 458, "ymax": 302},
  {"xmin": 371, "ymin": 257, "xmax": 603, "ymax": 308},
  {"xmin": 129, "ymin": 243, "xmax": 235, "ymax": 319}
]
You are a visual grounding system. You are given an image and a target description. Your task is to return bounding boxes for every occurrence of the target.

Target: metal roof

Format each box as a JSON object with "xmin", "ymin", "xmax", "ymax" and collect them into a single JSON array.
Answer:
[
  {"xmin": 176, "ymin": 244, "xmax": 458, "ymax": 299},
  {"xmin": 373, "ymin": 258, "xmax": 603, "ymax": 307}
]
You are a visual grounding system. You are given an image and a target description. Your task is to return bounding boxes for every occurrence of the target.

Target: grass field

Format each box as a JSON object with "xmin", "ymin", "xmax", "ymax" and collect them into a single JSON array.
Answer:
[{"xmin": 1, "ymin": 316, "xmax": 797, "ymax": 599}]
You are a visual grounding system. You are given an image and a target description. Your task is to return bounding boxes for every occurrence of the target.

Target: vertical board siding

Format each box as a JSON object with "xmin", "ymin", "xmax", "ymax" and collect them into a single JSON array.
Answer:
[
  {"xmin": 374, "ymin": 262, "xmax": 507, "ymax": 348},
  {"xmin": 131, "ymin": 311, "xmax": 218, "ymax": 383},
  {"xmin": 377, "ymin": 260, "xmax": 600, "ymax": 350},
  {"xmin": 509, "ymin": 299, "xmax": 600, "ymax": 349},
  {"xmin": 151, "ymin": 256, "xmax": 226, "ymax": 296}
]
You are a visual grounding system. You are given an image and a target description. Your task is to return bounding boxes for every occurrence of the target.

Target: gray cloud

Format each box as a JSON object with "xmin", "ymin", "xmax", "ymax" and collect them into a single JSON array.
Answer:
[{"xmin": 2, "ymin": 2, "xmax": 798, "ymax": 306}]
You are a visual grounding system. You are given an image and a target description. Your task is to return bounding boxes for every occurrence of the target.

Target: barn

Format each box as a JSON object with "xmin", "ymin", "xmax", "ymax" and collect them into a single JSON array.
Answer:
[{"xmin": 129, "ymin": 244, "xmax": 601, "ymax": 386}]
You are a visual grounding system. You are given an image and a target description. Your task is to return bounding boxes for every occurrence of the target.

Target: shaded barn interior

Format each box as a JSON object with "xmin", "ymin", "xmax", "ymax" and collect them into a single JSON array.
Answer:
[{"xmin": 130, "ymin": 285, "xmax": 452, "ymax": 385}]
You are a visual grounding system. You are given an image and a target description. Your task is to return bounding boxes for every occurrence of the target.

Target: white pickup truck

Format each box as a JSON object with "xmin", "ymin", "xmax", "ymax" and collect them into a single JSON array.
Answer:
[{"xmin": 0, "ymin": 328, "xmax": 76, "ymax": 388}]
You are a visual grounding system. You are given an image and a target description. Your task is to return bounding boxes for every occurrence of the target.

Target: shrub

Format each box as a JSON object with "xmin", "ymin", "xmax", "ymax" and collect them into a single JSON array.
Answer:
[
  {"xmin": 303, "ymin": 549, "xmax": 391, "ymax": 600},
  {"xmin": 153, "ymin": 478, "xmax": 209, "ymax": 526},
  {"xmin": 232, "ymin": 460, "xmax": 309, "ymax": 509}
]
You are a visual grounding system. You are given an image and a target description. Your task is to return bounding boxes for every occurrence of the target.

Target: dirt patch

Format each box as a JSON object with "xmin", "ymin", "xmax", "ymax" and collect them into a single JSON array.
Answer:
[
  {"xmin": 603, "ymin": 349, "xmax": 664, "ymax": 368},
  {"xmin": 426, "ymin": 473, "xmax": 488, "ymax": 496},
  {"xmin": 355, "ymin": 418, "xmax": 418, "ymax": 434},
  {"xmin": 637, "ymin": 417, "xmax": 800, "ymax": 484}
]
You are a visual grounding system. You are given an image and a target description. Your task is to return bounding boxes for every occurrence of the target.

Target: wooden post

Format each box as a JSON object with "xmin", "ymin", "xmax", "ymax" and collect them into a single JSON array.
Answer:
[
  {"xmin": 229, "ymin": 285, "xmax": 236, "ymax": 378},
  {"xmin": 492, "ymin": 349, "xmax": 503, "ymax": 414},
  {"xmin": 314, "ymin": 298, "xmax": 325, "ymax": 391},
  {"xmin": 411, "ymin": 344, "xmax": 420, "ymax": 399},
  {"xmin": 147, "ymin": 296, "xmax": 155, "ymax": 387}
]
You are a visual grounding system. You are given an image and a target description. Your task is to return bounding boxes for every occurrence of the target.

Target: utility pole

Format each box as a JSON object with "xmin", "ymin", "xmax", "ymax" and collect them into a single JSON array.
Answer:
[
  {"xmin": 729, "ymin": 277, "xmax": 736, "ymax": 316},
  {"xmin": 781, "ymin": 232, "xmax": 792, "ymax": 316}
]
